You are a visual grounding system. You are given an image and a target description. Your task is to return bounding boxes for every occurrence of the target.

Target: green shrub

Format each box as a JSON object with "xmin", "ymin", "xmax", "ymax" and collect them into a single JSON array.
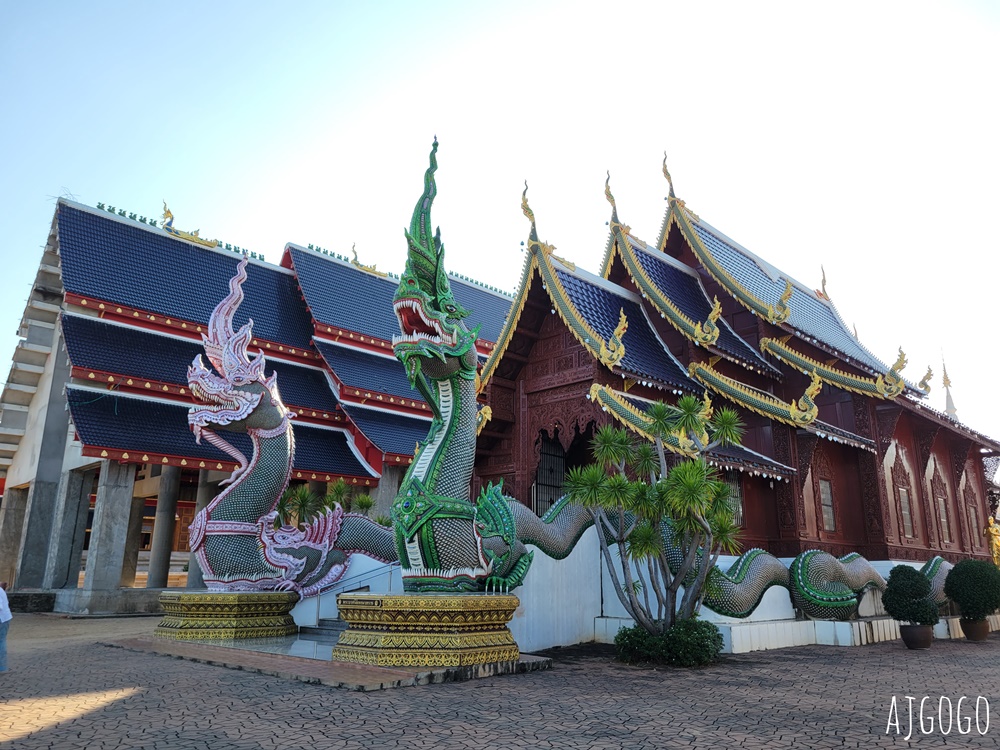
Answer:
[
  {"xmin": 945, "ymin": 559, "xmax": 1000, "ymax": 621},
  {"xmin": 662, "ymin": 619, "xmax": 724, "ymax": 667},
  {"xmin": 614, "ymin": 619, "xmax": 723, "ymax": 667},
  {"xmin": 882, "ymin": 565, "xmax": 939, "ymax": 626},
  {"xmin": 614, "ymin": 624, "xmax": 668, "ymax": 664},
  {"xmin": 374, "ymin": 515, "xmax": 393, "ymax": 528}
]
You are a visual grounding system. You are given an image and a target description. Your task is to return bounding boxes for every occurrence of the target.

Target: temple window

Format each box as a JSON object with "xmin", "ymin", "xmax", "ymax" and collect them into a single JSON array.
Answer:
[
  {"xmin": 936, "ymin": 495, "xmax": 952, "ymax": 542},
  {"xmin": 898, "ymin": 487, "xmax": 914, "ymax": 538},
  {"xmin": 533, "ymin": 433, "xmax": 565, "ymax": 517},
  {"xmin": 819, "ymin": 478, "xmax": 836, "ymax": 532},
  {"xmin": 968, "ymin": 504, "xmax": 981, "ymax": 547},
  {"xmin": 722, "ymin": 469, "xmax": 745, "ymax": 527}
]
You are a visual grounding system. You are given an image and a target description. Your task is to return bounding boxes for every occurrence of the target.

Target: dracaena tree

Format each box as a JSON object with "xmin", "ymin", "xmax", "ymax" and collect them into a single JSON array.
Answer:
[{"xmin": 564, "ymin": 394, "xmax": 744, "ymax": 634}]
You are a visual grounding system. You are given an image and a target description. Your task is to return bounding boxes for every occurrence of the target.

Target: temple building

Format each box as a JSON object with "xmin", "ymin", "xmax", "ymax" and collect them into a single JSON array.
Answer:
[
  {"xmin": 0, "ymin": 200, "xmax": 510, "ymax": 611},
  {"xmin": 1, "ymin": 158, "xmax": 998, "ymax": 614},
  {"xmin": 474, "ymin": 168, "xmax": 1000, "ymax": 564}
]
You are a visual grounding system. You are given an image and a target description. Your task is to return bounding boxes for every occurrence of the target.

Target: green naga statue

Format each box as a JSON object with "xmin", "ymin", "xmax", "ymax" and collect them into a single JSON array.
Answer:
[{"xmin": 390, "ymin": 140, "xmax": 592, "ymax": 593}]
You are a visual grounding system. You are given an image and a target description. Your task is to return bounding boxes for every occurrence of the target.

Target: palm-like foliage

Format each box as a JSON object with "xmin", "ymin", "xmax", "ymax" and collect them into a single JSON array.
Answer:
[
  {"xmin": 275, "ymin": 484, "xmax": 324, "ymax": 529},
  {"xmin": 564, "ymin": 397, "xmax": 746, "ymax": 634}
]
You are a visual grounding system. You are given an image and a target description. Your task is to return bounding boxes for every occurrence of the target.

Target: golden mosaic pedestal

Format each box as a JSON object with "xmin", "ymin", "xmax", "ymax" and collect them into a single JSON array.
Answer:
[
  {"xmin": 332, "ymin": 593, "xmax": 521, "ymax": 667},
  {"xmin": 154, "ymin": 591, "xmax": 299, "ymax": 640}
]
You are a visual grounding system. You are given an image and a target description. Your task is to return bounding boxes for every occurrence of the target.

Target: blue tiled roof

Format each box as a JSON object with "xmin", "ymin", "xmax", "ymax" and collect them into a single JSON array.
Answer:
[
  {"xmin": 342, "ymin": 404, "xmax": 429, "ymax": 456},
  {"xmin": 554, "ymin": 269, "xmax": 697, "ymax": 392},
  {"xmin": 60, "ymin": 315, "xmax": 338, "ymax": 413},
  {"xmin": 57, "ymin": 203, "xmax": 314, "ymax": 350},
  {"xmin": 313, "ymin": 340, "xmax": 421, "ymax": 405},
  {"xmin": 293, "ymin": 426, "xmax": 376, "ymax": 477},
  {"xmin": 66, "ymin": 387, "xmax": 371, "ymax": 477},
  {"xmin": 691, "ymin": 222, "xmax": 888, "ymax": 373},
  {"xmin": 287, "ymin": 246, "xmax": 512, "ymax": 343},
  {"xmin": 630, "ymin": 243, "xmax": 778, "ymax": 375}
]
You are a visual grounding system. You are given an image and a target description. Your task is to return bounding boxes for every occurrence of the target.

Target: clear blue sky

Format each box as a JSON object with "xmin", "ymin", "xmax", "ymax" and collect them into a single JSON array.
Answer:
[{"xmin": 2, "ymin": 1, "xmax": 998, "ymax": 438}]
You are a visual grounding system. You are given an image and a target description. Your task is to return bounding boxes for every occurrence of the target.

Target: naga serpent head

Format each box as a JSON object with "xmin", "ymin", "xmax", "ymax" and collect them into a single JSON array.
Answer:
[
  {"xmin": 393, "ymin": 139, "xmax": 479, "ymax": 386},
  {"xmin": 188, "ymin": 258, "xmax": 291, "ymax": 437}
]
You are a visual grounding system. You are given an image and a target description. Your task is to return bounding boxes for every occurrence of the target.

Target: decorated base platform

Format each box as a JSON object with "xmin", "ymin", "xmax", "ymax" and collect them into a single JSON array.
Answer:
[
  {"xmin": 154, "ymin": 591, "xmax": 299, "ymax": 640},
  {"xmin": 332, "ymin": 593, "xmax": 521, "ymax": 667}
]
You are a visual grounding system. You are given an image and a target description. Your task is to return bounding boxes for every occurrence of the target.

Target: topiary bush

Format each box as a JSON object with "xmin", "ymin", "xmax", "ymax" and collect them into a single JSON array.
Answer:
[
  {"xmin": 944, "ymin": 559, "xmax": 1000, "ymax": 621},
  {"xmin": 882, "ymin": 565, "xmax": 939, "ymax": 626},
  {"xmin": 614, "ymin": 619, "xmax": 723, "ymax": 667}
]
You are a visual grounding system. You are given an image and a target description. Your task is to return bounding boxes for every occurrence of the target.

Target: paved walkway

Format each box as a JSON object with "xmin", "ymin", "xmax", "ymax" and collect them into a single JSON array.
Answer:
[{"xmin": 2, "ymin": 613, "xmax": 1000, "ymax": 748}]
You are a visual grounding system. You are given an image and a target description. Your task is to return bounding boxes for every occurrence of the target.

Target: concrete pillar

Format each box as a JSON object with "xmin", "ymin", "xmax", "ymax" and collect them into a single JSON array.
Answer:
[
  {"xmin": 370, "ymin": 465, "xmax": 404, "ymax": 520},
  {"xmin": 146, "ymin": 466, "xmax": 180, "ymax": 588},
  {"xmin": 185, "ymin": 470, "xmax": 219, "ymax": 590},
  {"xmin": 82, "ymin": 461, "xmax": 137, "ymax": 592},
  {"xmin": 14, "ymin": 326, "xmax": 72, "ymax": 587},
  {"xmin": 119, "ymin": 494, "xmax": 146, "ymax": 588},
  {"xmin": 0, "ymin": 486, "xmax": 28, "ymax": 587},
  {"xmin": 43, "ymin": 468, "xmax": 96, "ymax": 589}
]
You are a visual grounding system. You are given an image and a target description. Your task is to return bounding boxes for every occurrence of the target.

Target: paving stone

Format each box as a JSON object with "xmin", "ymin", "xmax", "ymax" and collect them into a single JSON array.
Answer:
[{"xmin": 4, "ymin": 614, "xmax": 1000, "ymax": 748}]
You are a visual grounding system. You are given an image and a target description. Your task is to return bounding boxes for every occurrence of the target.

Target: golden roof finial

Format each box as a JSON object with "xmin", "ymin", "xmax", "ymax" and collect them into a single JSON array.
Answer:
[
  {"xmin": 521, "ymin": 181, "xmax": 535, "ymax": 229},
  {"xmin": 816, "ymin": 265, "xmax": 829, "ymax": 300},
  {"xmin": 349, "ymin": 243, "xmax": 388, "ymax": 278},
  {"xmin": 605, "ymin": 171, "xmax": 617, "ymax": 212},
  {"xmin": 662, "ymin": 152, "xmax": 675, "ymax": 198},
  {"xmin": 942, "ymin": 359, "xmax": 952, "ymax": 388},
  {"xmin": 918, "ymin": 366, "xmax": 933, "ymax": 395}
]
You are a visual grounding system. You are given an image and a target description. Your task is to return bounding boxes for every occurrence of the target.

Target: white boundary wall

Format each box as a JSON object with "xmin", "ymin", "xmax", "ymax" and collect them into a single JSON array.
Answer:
[{"xmin": 295, "ymin": 529, "xmax": 982, "ymax": 654}]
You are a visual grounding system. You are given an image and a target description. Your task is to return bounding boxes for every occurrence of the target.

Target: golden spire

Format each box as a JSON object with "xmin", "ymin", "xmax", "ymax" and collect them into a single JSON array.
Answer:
[{"xmin": 943, "ymin": 359, "xmax": 957, "ymax": 418}]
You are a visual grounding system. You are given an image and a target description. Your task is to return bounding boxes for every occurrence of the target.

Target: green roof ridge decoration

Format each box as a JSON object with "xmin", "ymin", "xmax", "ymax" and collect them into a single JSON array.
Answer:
[
  {"xmin": 760, "ymin": 337, "xmax": 922, "ymax": 399},
  {"xmin": 603, "ymin": 173, "xmax": 722, "ymax": 348},
  {"xmin": 689, "ymin": 359, "xmax": 821, "ymax": 426}
]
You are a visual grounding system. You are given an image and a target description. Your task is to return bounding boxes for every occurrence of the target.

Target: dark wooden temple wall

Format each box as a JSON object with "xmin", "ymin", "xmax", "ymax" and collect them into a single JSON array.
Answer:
[
  {"xmin": 475, "ymin": 313, "xmax": 605, "ymax": 507},
  {"xmin": 799, "ymin": 439, "xmax": 866, "ymax": 556},
  {"xmin": 739, "ymin": 474, "xmax": 780, "ymax": 550},
  {"xmin": 878, "ymin": 411, "xmax": 990, "ymax": 562}
]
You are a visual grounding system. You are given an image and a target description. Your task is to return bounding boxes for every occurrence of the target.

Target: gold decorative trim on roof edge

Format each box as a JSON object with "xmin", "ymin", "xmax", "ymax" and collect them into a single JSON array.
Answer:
[
  {"xmin": 477, "ymin": 253, "xmax": 538, "ymax": 394},
  {"xmin": 588, "ymin": 383, "xmax": 697, "ymax": 457},
  {"xmin": 599, "ymin": 309, "xmax": 628, "ymax": 367},
  {"xmin": 671, "ymin": 201, "xmax": 791, "ymax": 325},
  {"xmin": 614, "ymin": 229, "xmax": 722, "ymax": 347},
  {"xmin": 476, "ymin": 405, "xmax": 492, "ymax": 437},
  {"xmin": 350, "ymin": 243, "xmax": 389, "ymax": 278},
  {"xmin": 689, "ymin": 360, "xmax": 820, "ymax": 426},
  {"xmin": 760, "ymin": 337, "xmax": 917, "ymax": 400},
  {"xmin": 875, "ymin": 348, "xmax": 908, "ymax": 398}
]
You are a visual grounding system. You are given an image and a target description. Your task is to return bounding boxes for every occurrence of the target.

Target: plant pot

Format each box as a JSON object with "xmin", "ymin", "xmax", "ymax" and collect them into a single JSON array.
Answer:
[
  {"xmin": 899, "ymin": 624, "xmax": 933, "ymax": 650},
  {"xmin": 960, "ymin": 618, "xmax": 990, "ymax": 642}
]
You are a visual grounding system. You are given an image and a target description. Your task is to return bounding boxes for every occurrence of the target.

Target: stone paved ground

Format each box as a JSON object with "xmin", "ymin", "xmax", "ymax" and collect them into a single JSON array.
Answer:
[{"xmin": 2, "ymin": 613, "xmax": 1000, "ymax": 749}]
